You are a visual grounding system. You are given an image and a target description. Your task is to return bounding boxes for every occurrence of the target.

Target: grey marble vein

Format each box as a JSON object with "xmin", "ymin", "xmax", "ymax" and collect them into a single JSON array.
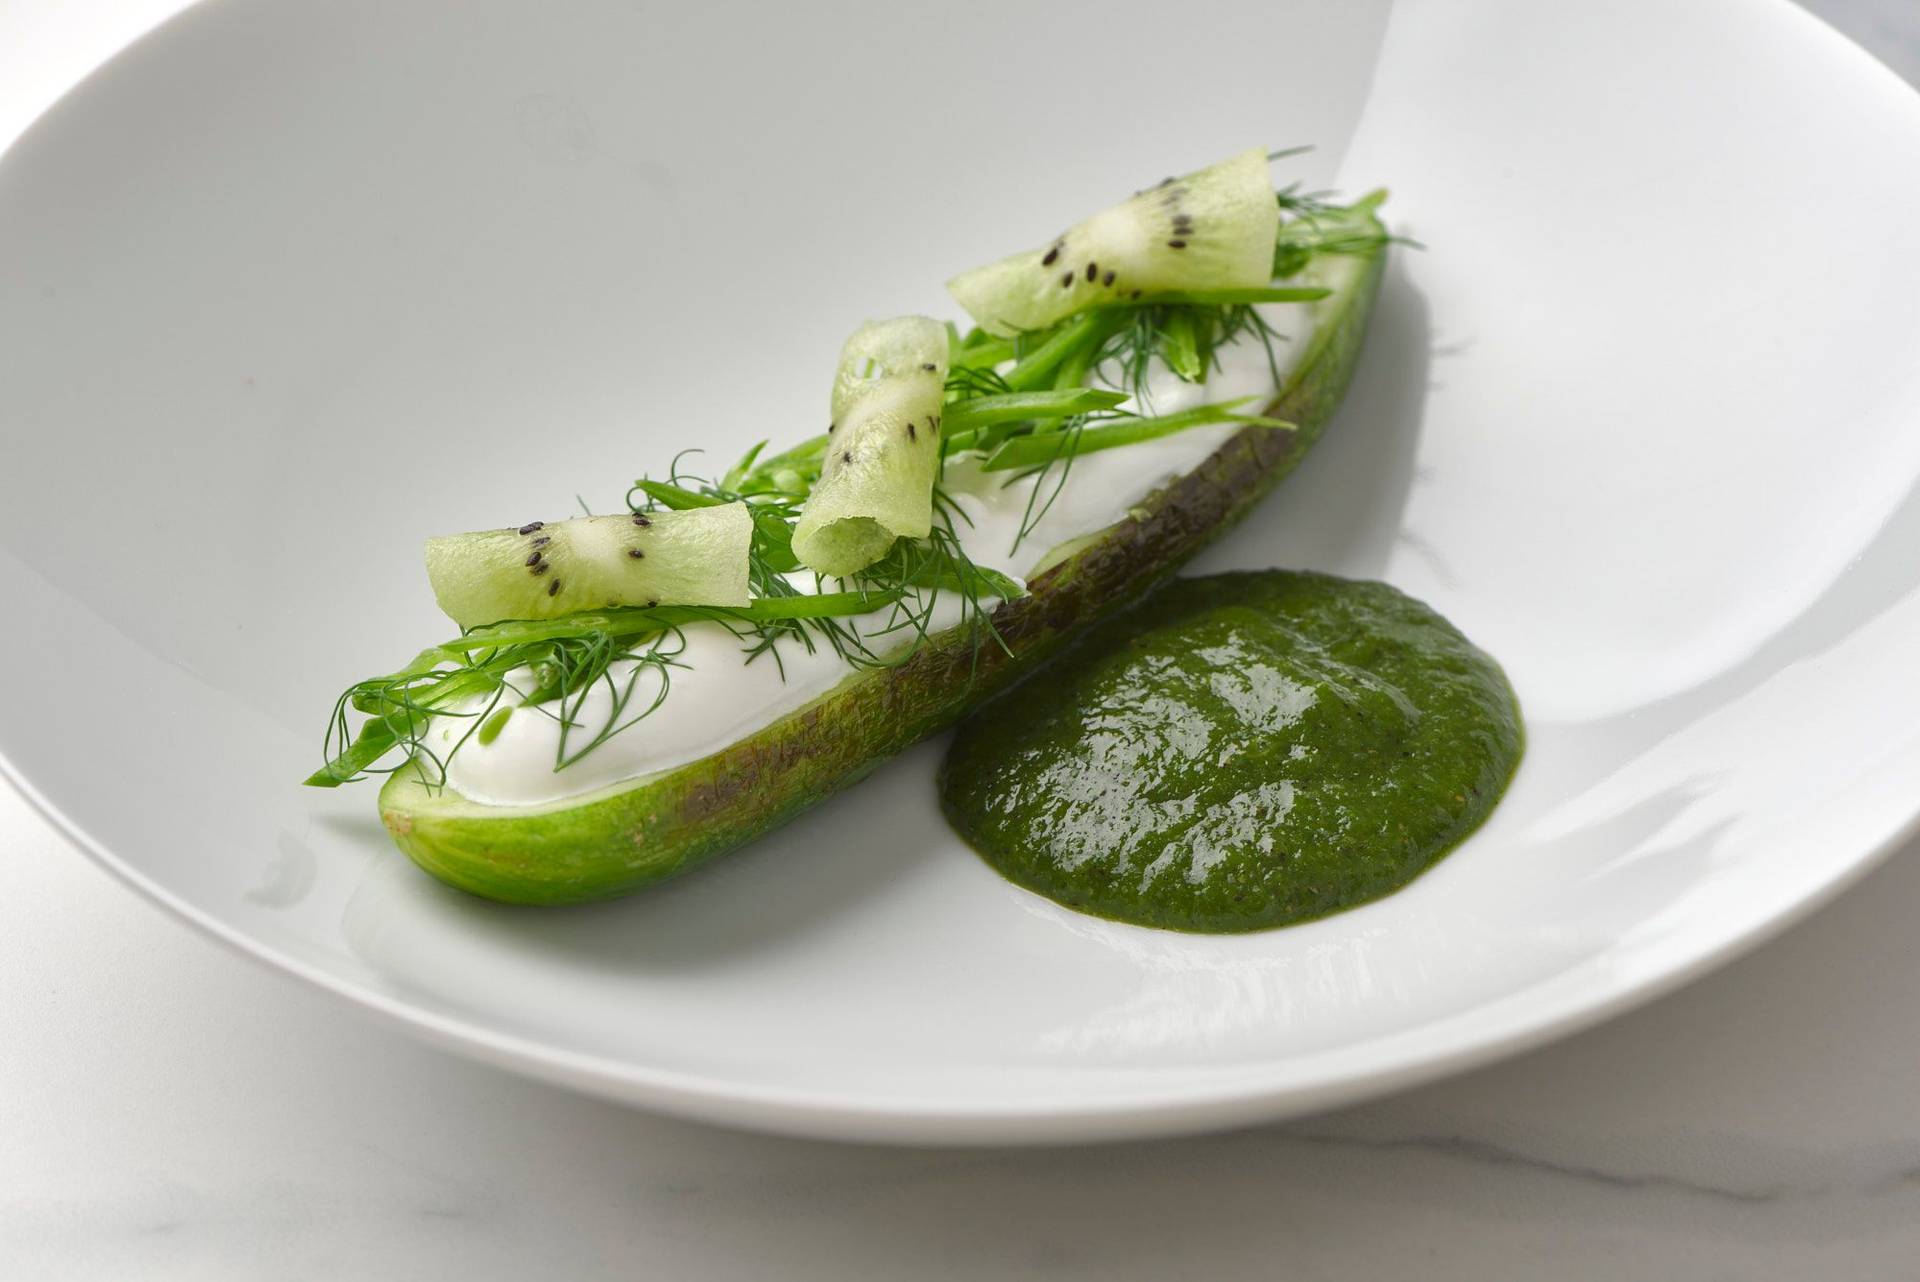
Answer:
[{"xmin": 1284, "ymin": 1129, "xmax": 1792, "ymax": 1203}]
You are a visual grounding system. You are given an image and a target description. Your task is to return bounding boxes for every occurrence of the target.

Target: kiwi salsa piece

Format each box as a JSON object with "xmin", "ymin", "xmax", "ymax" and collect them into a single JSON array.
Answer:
[
  {"xmin": 947, "ymin": 148, "xmax": 1282, "ymax": 336},
  {"xmin": 377, "ymin": 223, "xmax": 1388, "ymax": 905},
  {"xmin": 424, "ymin": 502, "xmax": 753, "ymax": 630},
  {"xmin": 791, "ymin": 316, "xmax": 950, "ymax": 578}
]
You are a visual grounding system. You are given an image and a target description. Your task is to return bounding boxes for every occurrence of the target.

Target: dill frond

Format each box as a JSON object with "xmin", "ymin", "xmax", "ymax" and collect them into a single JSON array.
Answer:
[{"xmin": 311, "ymin": 185, "xmax": 1387, "ymax": 787}]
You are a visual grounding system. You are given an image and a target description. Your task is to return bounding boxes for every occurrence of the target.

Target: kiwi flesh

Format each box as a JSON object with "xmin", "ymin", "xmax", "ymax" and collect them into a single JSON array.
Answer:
[
  {"xmin": 424, "ymin": 501, "xmax": 751, "ymax": 630},
  {"xmin": 947, "ymin": 147, "xmax": 1281, "ymax": 336},
  {"xmin": 792, "ymin": 316, "xmax": 949, "ymax": 577}
]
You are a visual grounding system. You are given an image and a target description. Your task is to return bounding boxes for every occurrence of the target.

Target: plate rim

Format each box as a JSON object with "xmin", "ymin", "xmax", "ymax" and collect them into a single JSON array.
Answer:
[
  {"xmin": 9, "ymin": 745, "xmax": 1919, "ymax": 1144},
  {"xmin": 6, "ymin": 0, "xmax": 1920, "ymax": 1144}
]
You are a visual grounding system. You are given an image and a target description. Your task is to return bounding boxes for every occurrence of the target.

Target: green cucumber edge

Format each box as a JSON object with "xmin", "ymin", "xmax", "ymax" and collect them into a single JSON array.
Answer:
[{"xmin": 379, "ymin": 220, "xmax": 1389, "ymax": 904}]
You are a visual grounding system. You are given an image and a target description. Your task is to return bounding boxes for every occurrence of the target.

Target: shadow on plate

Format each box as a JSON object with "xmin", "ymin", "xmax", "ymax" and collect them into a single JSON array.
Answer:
[
  {"xmin": 1200, "ymin": 253, "xmax": 1432, "ymax": 581},
  {"xmin": 338, "ymin": 741, "xmax": 963, "ymax": 982}
]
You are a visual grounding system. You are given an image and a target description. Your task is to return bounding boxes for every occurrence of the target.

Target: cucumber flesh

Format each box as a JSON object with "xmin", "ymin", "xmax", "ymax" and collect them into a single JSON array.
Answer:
[
  {"xmin": 947, "ymin": 147, "xmax": 1281, "ymax": 337},
  {"xmin": 791, "ymin": 316, "xmax": 948, "ymax": 577},
  {"xmin": 381, "ymin": 215, "xmax": 1388, "ymax": 904},
  {"xmin": 425, "ymin": 501, "xmax": 752, "ymax": 630}
]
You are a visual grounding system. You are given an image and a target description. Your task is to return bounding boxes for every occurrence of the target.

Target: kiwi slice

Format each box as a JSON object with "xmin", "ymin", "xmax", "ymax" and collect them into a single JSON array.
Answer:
[
  {"xmin": 791, "ymin": 316, "xmax": 949, "ymax": 577},
  {"xmin": 424, "ymin": 501, "xmax": 751, "ymax": 629},
  {"xmin": 946, "ymin": 147, "xmax": 1281, "ymax": 337}
]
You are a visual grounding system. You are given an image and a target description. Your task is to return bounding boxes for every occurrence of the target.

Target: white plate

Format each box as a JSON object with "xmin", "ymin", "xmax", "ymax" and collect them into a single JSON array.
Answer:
[{"xmin": 4, "ymin": 0, "xmax": 1920, "ymax": 1144}]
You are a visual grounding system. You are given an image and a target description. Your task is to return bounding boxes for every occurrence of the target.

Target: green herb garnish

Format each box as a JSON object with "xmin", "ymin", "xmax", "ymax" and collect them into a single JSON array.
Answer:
[{"xmin": 312, "ymin": 171, "xmax": 1387, "ymax": 787}]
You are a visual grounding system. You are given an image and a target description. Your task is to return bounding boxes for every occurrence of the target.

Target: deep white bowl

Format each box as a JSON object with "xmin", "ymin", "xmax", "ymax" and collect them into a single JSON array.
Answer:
[{"xmin": 4, "ymin": 0, "xmax": 1919, "ymax": 1143}]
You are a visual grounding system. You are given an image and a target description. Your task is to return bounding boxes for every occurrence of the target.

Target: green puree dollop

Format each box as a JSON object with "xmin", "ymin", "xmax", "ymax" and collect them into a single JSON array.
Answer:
[{"xmin": 939, "ymin": 571, "xmax": 1523, "ymax": 933}]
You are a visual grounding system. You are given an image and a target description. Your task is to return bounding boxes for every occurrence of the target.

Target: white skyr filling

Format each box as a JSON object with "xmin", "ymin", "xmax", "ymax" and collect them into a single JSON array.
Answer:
[{"xmin": 436, "ymin": 303, "xmax": 1315, "ymax": 806}]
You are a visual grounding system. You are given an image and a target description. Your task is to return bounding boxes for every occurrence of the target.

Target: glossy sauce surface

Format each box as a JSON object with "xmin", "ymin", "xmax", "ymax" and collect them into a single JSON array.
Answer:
[{"xmin": 940, "ymin": 571, "xmax": 1523, "ymax": 932}]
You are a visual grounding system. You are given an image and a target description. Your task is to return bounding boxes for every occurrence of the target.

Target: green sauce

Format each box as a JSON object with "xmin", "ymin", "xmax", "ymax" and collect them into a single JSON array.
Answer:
[{"xmin": 939, "ymin": 571, "xmax": 1523, "ymax": 933}]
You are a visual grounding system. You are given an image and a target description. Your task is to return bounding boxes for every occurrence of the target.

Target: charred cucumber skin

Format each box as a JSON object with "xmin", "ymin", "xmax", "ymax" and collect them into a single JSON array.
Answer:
[{"xmin": 380, "ymin": 223, "xmax": 1387, "ymax": 904}]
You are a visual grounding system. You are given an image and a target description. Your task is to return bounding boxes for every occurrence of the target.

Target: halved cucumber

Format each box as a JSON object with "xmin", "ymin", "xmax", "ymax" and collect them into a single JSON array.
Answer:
[{"xmin": 380, "ymin": 218, "xmax": 1387, "ymax": 904}]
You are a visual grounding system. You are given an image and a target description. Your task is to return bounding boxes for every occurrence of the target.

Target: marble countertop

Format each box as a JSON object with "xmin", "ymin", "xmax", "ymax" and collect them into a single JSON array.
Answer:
[{"xmin": 6, "ymin": 2, "xmax": 1919, "ymax": 1277}]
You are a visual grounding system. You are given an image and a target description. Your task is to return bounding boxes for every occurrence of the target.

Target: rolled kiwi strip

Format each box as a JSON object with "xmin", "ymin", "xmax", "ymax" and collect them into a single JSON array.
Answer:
[
  {"xmin": 424, "ymin": 501, "xmax": 754, "ymax": 630},
  {"xmin": 791, "ymin": 316, "xmax": 951, "ymax": 577},
  {"xmin": 734, "ymin": 388, "xmax": 1122, "ymax": 495},
  {"xmin": 947, "ymin": 147, "xmax": 1282, "ymax": 337}
]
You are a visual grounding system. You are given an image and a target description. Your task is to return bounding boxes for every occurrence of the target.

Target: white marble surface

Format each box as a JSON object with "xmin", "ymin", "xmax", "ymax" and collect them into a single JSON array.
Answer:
[{"xmin": 6, "ymin": 1, "xmax": 1920, "ymax": 1276}]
